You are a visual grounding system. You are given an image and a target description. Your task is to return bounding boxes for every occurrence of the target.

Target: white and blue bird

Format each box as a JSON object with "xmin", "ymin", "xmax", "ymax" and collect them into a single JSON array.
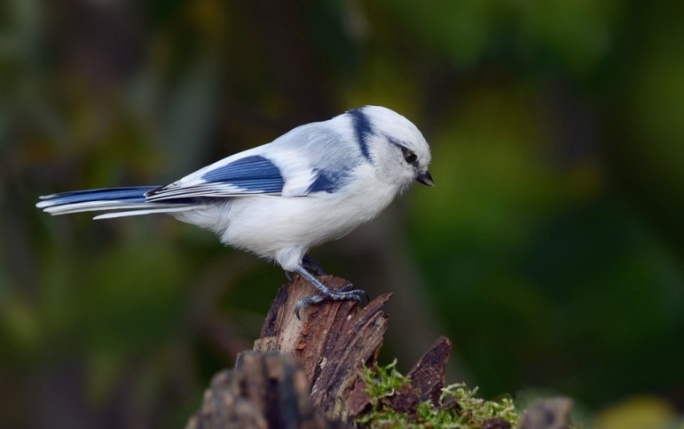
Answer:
[{"xmin": 37, "ymin": 105, "xmax": 434, "ymax": 315}]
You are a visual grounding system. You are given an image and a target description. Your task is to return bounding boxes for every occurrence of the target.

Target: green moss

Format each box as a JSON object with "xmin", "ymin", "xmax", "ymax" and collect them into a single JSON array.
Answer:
[{"xmin": 356, "ymin": 360, "xmax": 520, "ymax": 428}]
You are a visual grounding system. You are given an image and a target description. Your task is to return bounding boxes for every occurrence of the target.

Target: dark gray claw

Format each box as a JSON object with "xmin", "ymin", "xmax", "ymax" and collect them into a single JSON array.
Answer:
[
  {"xmin": 294, "ymin": 294, "xmax": 326, "ymax": 319},
  {"xmin": 339, "ymin": 283, "xmax": 370, "ymax": 305}
]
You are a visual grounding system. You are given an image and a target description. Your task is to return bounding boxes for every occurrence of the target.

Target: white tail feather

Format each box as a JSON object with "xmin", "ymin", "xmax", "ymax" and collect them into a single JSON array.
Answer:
[
  {"xmin": 43, "ymin": 201, "xmax": 151, "ymax": 215},
  {"xmin": 94, "ymin": 206, "xmax": 199, "ymax": 219},
  {"xmin": 41, "ymin": 198, "xmax": 203, "ymax": 219}
]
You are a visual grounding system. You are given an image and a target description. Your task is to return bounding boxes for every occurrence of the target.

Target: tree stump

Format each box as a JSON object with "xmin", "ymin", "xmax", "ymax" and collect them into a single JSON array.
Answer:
[
  {"xmin": 186, "ymin": 275, "xmax": 573, "ymax": 428},
  {"xmin": 186, "ymin": 275, "xmax": 451, "ymax": 428}
]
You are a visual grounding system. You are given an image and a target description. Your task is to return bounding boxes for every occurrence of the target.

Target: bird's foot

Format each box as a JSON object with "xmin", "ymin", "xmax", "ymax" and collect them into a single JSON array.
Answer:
[
  {"xmin": 293, "ymin": 266, "xmax": 369, "ymax": 319},
  {"xmin": 294, "ymin": 285, "xmax": 368, "ymax": 320}
]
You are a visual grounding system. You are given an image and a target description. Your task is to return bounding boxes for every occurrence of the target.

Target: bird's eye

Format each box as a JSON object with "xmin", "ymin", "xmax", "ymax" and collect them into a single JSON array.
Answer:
[{"xmin": 401, "ymin": 147, "xmax": 418, "ymax": 164}]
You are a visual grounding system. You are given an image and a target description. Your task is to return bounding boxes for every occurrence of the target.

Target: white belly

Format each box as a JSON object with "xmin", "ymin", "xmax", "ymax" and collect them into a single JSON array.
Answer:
[{"xmin": 177, "ymin": 176, "xmax": 400, "ymax": 271}]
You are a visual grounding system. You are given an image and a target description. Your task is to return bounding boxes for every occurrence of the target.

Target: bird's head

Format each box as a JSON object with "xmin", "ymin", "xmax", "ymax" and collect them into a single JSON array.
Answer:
[{"xmin": 349, "ymin": 106, "xmax": 433, "ymax": 190}]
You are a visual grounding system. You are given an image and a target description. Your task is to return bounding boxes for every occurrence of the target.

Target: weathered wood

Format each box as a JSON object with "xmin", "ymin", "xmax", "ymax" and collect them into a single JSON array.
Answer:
[
  {"xmin": 186, "ymin": 275, "xmax": 575, "ymax": 428},
  {"xmin": 255, "ymin": 275, "xmax": 391, "ymax": 420},
  {"xmin": 187, "ymin": 274, "xmax": 392, "ymax": 428},
  {"xmin": 186, "ymin": 352, "xmax": 347, "ymax": 429},
  {"xmin": 407, "ymin": 336, "xmax": 451, "ymax": 406}
]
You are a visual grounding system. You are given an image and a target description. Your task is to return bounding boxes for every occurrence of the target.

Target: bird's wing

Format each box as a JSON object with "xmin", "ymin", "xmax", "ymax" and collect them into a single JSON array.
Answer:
[
  {"xmin": 148, "ymin": 123, "xmax": 364, "ymax": 202},
  {"xmin": 146, "ymin": 153, "xmax": 289, "ymax": 201}
]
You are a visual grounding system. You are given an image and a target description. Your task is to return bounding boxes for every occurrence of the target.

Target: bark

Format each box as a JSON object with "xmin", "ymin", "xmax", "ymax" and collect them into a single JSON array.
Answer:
[{"xmin": 186, "ymin": 275, "xmax": 573, "ymax": 428}]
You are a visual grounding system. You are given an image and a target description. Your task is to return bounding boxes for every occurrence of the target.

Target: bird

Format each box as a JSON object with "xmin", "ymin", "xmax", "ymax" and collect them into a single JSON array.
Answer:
[{"xmin": 36, "ymin": 105, "xmax": 434, "ymax": 316}]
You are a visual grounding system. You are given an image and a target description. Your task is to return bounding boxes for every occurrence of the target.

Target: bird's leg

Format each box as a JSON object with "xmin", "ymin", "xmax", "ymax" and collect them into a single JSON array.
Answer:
[
  {"xmin": 301, "ymin": 254, "xmax": 327, "ymax": 276},
  {"xmin": 294, "ymin": 266, "xmax": 369, "ymax": 319},
  {"xmin": 285, "ymin": 254, "xmax": 326, "ymax": 282}
]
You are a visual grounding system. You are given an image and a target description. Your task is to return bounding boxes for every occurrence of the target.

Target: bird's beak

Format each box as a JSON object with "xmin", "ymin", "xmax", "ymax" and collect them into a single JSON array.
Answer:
[{"xmin": 416, "ymin": 170, "xmax": 434, "ymax": 187}]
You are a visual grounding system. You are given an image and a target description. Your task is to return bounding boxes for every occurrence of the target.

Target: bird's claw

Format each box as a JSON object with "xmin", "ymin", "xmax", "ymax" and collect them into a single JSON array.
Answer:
[
  {"xmin": 294, "ymin": 284, "xmax": 369, "ymax": 320},
  {"xmin": 294, "ymin": 294, "xmax": 325, "ymax": 320},
  {"xmin": 292, "ymin": 262, "xmax": 368, "ymax": 319},
  {"xmin": 339, "ymin": 283, "xmax": 370, "ymax": 305}
]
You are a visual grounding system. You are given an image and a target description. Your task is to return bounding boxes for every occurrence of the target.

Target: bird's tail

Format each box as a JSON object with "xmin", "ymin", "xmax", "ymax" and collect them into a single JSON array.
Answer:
[{"xmin": 36, "ymin": 186, "xmax": 200, "ymax": 219}]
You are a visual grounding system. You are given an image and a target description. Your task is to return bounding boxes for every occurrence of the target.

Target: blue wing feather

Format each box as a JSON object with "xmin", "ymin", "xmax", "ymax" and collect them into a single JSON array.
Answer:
[
  {"xmin": 38, "ymin": 186, "xmax": 160, "ymax": 207},
  {"xmin": 201, "ymin": 155, "xmax": 284, "ymax": 192},
  {"xmin": 306, "ymin": 168, "xmax": 352, "ymax": 193},
  {"xmin": 147, "ymin": 155, "xmax": 285, "ymax": 200}
]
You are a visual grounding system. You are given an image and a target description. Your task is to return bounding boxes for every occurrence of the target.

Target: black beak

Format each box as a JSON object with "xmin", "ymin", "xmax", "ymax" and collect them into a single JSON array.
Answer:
[{"xmin": 416, "ymin": 170, "xmax": 434, "ymax": 187}]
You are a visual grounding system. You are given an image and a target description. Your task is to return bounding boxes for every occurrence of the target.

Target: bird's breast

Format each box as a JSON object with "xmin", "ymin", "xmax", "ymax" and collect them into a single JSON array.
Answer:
[{"xmin": 218, "ymin": 178, "xmax": 399, "ymax": 259}]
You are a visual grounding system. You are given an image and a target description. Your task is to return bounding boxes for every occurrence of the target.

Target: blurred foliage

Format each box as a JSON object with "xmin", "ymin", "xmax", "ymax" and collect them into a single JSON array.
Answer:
[
  {"xmin": 593, "ymin": 395, "xmax": 682, "ymax": 429},
  {"xmin": 1, "ymin": 0, "xmax": 684, "ymax": 428}
]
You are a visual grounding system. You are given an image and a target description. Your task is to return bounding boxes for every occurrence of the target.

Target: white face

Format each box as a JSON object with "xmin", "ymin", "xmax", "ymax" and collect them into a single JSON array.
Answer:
[{"xmin": 360, "ymin": 106, "xmax": 433, "ymax": 190}]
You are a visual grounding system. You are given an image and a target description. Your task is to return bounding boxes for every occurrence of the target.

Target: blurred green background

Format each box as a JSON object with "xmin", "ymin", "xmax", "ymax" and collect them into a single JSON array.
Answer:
[{"xmin": 2, "ymin": 0, "xmax": 684, "ymax": 428}]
